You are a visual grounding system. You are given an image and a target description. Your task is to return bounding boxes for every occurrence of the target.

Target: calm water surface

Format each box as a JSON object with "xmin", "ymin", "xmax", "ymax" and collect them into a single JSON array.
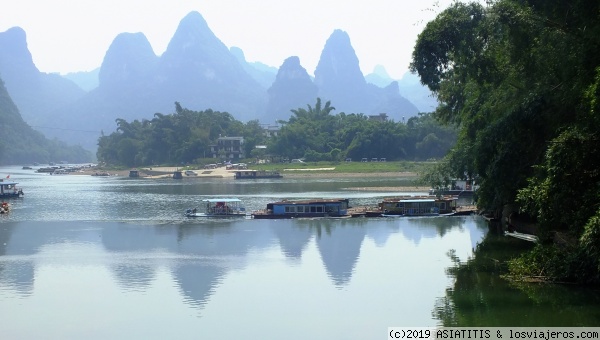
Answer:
[{"xmin": 1, "ymin": 166, "xmax": 599, "ymax": 339}]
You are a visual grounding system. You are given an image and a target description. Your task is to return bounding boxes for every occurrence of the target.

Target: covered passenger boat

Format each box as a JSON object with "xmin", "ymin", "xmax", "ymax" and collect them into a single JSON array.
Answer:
[
  {"xmin": 252, "ymin": 198, "xmax": 350, "ymax": 219},
  {"xmin": 185, "ymin": 198, "xmax": 247, "ymax": 218},
  {"xmin": 0, "ymin": 179, "xmax": 24, "ymax": 198},
  {"xmin": 379, "ymin": 195, "xmax": 457, "ymax": 216}
]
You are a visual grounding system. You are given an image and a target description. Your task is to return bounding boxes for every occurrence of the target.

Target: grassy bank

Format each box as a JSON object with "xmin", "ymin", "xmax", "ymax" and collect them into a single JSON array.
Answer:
[{"xmin": 250, "ymin": 160, "xmax": 435, "ymax": 174}]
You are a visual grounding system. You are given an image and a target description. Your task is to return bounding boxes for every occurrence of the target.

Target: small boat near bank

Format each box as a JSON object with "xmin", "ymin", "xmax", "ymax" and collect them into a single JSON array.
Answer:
[
  {"xmin": 0, "ymin": 179, "xmax": 24, "ymax": 198},
  {"xmin": 349, "ymin": 195, "xmax": 475, "ymax": 218},
  {"xmin": 378, "ymin": 195, "xmax": 457, "ymax": 216},
  {"xmin": 51, "ymin": 169, "xmax": 68, "ymax": 175},
  {"xmin": 36, "ymin": 166, "xmax": 58, "ymax": 173},
  {"xmin": 252, "ymin": 198, "xmax": 350, "ymax": 219},
  {"xmin": 91, "ymin": 171, "xmax": 111, "ymax": 176},
  {"xmin": 234, "ymin": 170, "xmax": 282, "ymax": 179},
  {"xmin": 186, "ymin": 198, "xmax": 248, "ymax": 218}
]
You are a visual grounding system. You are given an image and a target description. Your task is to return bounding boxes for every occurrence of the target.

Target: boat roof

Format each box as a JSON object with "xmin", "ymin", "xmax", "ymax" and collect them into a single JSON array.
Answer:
[
  {"xmin": 0, "ymin": 181, "xmax": 18, "ymax": 185},
  {"xmin": 202, "ymin": 198, "xmax": 241, "ymax": 203},
  {"xmin": 384, "ymin": 195, "xmax": 456, "ymax": 202},
  {"xmin": 270, "ymin": 198, "xmax": 347, "ymax": 205},
  {"xmin": 399, "ymin": 199, "xmax": 436, "ymax": 203},
  {"xmin": 235, "ymin": 169, "xmax": 277, "ymax": 172}
]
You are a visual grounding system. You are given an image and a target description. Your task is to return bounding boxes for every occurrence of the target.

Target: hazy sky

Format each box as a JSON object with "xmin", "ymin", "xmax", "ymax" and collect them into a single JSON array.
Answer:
[{"xmin": 0, "ymin": 0, "xmax": 458, "ymax": 79}]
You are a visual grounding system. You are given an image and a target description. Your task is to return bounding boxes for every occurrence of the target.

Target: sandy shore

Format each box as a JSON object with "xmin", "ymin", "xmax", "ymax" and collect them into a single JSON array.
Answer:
[
  {"xmin": 76, "ymin": 166, "xmax": 419, "ymax": 179},
  {"xmin": 72, "ymin": 166, "xmax": 427, "ymax": 192}
]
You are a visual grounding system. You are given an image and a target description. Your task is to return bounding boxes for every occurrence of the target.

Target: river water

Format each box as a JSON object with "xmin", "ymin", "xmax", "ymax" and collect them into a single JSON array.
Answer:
[{"xmin": 1, "ymin": 166, "xmax": 599, "ymax": 339}]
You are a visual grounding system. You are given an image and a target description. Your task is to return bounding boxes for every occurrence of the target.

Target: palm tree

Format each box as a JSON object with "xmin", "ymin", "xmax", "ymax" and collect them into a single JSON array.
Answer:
[{"xmin": 289, "ymin": 97, "xmax": 336, "ymax": 123}]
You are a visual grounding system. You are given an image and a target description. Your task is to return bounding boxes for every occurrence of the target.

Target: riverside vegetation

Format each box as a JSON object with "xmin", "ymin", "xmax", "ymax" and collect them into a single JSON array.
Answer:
[
  {"xmin": 411, "ymin": 0, "xmax": 600, "ymax": 284},
  {"xmin": 96, "ymin": 100, "xmax": 457, "ymax": 168}
]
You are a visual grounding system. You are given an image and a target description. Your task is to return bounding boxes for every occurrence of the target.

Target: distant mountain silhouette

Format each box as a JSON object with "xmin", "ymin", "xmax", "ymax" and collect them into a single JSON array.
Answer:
[
  {"xmin": 230, "ymin": 46, "xmax": 277, "ymax": 89},
  {"xmin": 314, "ymin": 30, "xmax": 370, "ymax": 114},
  {"xmin": 1, "ymin": 12, "xmax": 431, "ymax": 150},
  {"xmin": 0, "ymin": 27, "xmax": 85, "ymax": 128},
  {"xmin": 313, "ymin": 29, "xmax": 419, "ymax": 120},
  {"xmin": 365, "ymin": 65, "xmax": 438, "ymax": 113},
  {"xmin": 365, "ymin": 65, "xmax": 395, "ymax": 88},
  {"xmin": 99, "ymin": 32, "xmax": 159, "ymax": 94},
  {"xmin": 155, "ymin": 11, "xmax": 266, "ymax": 116},
  {"xmin": 46, "ymin": 11, "xmax": 269, "ymax": 149},
  {"xmin": 63, "ymin": 68, "xmax": 99, "ymax": 92},
  {"xmin": 397, "ymin": 71, "xmax": 438, "ymax": 113},
  {"xmin": 265, "ymin": 56, "xmax": 319, "ymax": 122},
  {"xmin": 45, "ymin": 31, "xmax": 161, "ymax": 148}
]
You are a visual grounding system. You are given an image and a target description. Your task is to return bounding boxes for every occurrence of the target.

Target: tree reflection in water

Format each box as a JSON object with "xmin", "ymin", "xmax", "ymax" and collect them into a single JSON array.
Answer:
[{"xmin": 434, "ymin": 232, "xmax": 600, "ymax": 326}]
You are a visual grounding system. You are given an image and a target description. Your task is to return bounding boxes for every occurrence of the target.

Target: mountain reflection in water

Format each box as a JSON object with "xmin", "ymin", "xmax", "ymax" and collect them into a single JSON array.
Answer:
[{"xmin": 1, "ymin": 166, "xmax": 598, "ymax": 339}]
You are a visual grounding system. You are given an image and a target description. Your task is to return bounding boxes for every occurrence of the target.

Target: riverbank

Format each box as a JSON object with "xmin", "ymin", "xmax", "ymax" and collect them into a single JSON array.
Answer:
[{"xmin": 75, "ymin": 166, "xmax": 420, "ymax": 179}]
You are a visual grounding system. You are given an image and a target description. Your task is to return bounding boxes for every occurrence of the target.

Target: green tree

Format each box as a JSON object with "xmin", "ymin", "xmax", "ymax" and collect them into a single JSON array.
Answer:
[
  {"xmin": 96, "ymin": 104, "xmax": 247, "ymax": 166},
  {"xmin": 411, "ymin": 0, "xmax": 600, "ymax": 282}
]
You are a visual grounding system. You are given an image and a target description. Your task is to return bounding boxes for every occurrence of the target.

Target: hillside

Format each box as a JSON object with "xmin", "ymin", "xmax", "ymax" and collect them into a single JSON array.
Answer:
[{"xmin": 0, "ymin": 78, "xmax": 92, "ymax": 165}]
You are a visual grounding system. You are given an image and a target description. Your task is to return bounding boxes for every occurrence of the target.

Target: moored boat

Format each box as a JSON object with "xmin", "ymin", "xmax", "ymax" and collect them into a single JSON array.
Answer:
[
  {"xmin": 91, "ymin": 172, "xmax": 111, "ymax": 176},
  {"xmin": 51, "ymin": 169, "xmax": 68, "ymax": 175},
  {"xmin": 185, "ymin": 198, "xmax": 247, "ymax": 218},
  {"xmin": 378, "ymin": 195, "xmax": 457, "ymax": 216},
  {"xmin": 252, "ymin": 198, "xmax": 350, "ymax": 219},
  {"xmin": 36, "ymin": 166, "xmax": 58, "ymax": 173},
  {"xmin": 0, "ymin": 179, "xmax": 24, "ymax": 198},
  {"xmin": 0, "ymin": 201, "xmax": 9, "ymax": 214},
  {"xmin": 234, "ymin": 170, "xmax": 282, "ymax": 179}
]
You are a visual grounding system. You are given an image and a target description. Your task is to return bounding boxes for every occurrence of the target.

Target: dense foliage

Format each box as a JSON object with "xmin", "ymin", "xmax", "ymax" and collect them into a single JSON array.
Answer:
[
  {"xmin": 411, "ymin": 0, "xmax": 600, "ymax": 283},
  {"xmin": 97, "ymin": 103, "xmax": 247, "ymax": 167},
  {"xmin": 96, "ymin": 99, "xmax": 457, "ymax": 167},
  {"xmin": 272, "ymin": 98, "xmax": 457, "ymax": 161},
  {"xmin": 0, "ymin": 79, "xmax": 92, "ymax": 165}
]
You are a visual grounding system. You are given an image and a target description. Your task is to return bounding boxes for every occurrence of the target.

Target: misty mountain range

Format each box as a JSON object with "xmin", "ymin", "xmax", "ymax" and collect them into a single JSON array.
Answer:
[{"xmin": 0, "ymin": 11, "xmax": 436, "ymax": 151}]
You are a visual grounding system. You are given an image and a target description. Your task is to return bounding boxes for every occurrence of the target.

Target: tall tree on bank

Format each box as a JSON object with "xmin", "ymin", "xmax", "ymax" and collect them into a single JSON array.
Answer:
[{"xmin": 411, "ymin": 0, "xmax": 600, "ymax": 282}]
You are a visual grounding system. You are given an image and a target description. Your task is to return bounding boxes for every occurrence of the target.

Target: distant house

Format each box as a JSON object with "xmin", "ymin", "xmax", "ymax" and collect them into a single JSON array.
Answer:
[
  {"xmin": 210, "ymin": 136, "xmax": 245, "ymax": 159},
  {"xmin": 368, "ymin": 113, "xmax": 388, "ymax": 122},
  {"xmin": 263, "ymin": 124, "xmax": 280, "ymax": 138}
]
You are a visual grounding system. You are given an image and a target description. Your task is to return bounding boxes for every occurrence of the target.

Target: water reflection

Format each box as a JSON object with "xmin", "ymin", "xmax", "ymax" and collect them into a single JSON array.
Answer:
[
  {"xmin": 270, "ymin": 221, "xmax": 313, "ymax": 260},
  {"xmin": 305, "ymin": 219, "xmax": 367, "ymax": 288},
  {"xmin": 112, "ymin": 263, "xmax": 156, "ymax": 292},
  {"xmin": 436, "ymin": 233, "xmax": 600, "ymax": 326},
  {"xmin": 5, "ymin": 215, "xmax": 596, "ymax": 338},
  {"xmin": 175, "ymin": 263, "xmax": 225, "ymax": 309},
  {"xmin": 0, "ymin": 217, "xmax": 482, "ymax": 309}
]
